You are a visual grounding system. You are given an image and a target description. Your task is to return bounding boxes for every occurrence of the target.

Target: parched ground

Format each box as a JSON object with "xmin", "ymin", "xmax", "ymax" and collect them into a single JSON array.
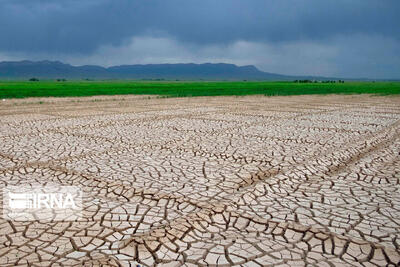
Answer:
[{"xmin": 0, "ymin": 94, "xmax": 399, "ymax": 266}]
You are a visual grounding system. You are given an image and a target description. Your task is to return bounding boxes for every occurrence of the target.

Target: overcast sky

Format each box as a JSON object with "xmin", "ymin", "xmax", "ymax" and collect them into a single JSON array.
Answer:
[{"xmin": 1, "ymin": 0, "xmax": 399, "ymax": 78}]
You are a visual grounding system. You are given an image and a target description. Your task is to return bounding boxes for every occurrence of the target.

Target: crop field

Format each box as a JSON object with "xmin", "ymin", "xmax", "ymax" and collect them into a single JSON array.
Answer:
[
  {"xmin": 0, "ymin": 80, "xmax": 399, "ymax": 98},
  {"xmin": 0, "ymin": 94, "xmax": 399, "ymax": 266}
]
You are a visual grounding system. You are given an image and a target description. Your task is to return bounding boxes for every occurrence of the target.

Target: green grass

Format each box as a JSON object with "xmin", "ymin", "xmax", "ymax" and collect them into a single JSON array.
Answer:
[{"xmin": 0, "ymin": 80, "xmax": 399, "ymax": 99}]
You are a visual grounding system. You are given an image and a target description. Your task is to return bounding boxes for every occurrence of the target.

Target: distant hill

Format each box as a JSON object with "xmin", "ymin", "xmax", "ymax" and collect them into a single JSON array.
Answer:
[{"xmin": 0, "ymin": 60, "xmax": 338, "ymax": 81}]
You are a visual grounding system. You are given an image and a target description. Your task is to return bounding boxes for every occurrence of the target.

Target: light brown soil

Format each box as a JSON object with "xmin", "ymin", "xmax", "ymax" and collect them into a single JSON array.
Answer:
[{"xmin": 0, "ymin": 94, "xmax": 399, "ymax": 266}]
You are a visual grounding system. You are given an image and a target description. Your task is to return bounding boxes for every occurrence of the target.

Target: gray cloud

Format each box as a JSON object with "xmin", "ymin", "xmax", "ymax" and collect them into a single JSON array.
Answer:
[{"xmin": 0, "ymin": 0, "xmax": 399, "ymax": 78}]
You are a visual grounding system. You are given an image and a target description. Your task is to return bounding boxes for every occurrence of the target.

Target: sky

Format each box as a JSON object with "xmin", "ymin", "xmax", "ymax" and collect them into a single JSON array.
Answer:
[{"xmin": 0, "ymin": 0, "xmax": 399, "ymax": 79}]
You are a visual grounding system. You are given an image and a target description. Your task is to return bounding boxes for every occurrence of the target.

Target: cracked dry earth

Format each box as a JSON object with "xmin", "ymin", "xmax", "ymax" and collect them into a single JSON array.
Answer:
[{"xmin": 0, "ymin": 94, "xmax": 399, "ymax": 267}]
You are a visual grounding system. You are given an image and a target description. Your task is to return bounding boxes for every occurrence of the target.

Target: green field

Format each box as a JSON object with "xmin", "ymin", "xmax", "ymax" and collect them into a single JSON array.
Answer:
[{"xmin": 0, "ymin": 81, "xmax": 399, "ymax": 99}]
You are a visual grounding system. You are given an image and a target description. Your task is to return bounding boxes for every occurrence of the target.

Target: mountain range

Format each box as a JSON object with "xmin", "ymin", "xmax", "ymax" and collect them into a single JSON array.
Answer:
[{"xmin": 0, "ymin": 60, "xmax": 338, "ymax": 81}]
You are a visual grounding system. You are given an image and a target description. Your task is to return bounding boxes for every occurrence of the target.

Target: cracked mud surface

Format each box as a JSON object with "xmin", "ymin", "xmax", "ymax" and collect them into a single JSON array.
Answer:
[{"xmin": 0, "ymin": 94, "xmax": 399, "ymax": 266}]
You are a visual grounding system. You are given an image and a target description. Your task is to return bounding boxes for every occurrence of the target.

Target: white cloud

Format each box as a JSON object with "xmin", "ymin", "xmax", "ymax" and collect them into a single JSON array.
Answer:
[
  {"xmin": 66, "ymin": 36, "xmax": 340, "ymax": 77},
  {"xmin": 2, "ymin": 34, "xmax": 399, "ymax": 79}
]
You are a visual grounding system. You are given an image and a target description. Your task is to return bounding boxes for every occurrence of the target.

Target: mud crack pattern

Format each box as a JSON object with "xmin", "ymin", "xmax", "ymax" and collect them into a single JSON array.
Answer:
[{"xmin": 0, "ymin": 95, "xmax": 399, "ymax": 266}]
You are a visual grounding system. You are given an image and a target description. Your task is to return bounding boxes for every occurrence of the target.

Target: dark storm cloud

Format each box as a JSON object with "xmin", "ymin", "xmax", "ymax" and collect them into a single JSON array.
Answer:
[
  {"xmin": 1, "ymin": 0, "xmax": 399, "ymax": 53},
  {"xmin": 0, "ymin": 0, "xmax": 399, "ymax": 78}
]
